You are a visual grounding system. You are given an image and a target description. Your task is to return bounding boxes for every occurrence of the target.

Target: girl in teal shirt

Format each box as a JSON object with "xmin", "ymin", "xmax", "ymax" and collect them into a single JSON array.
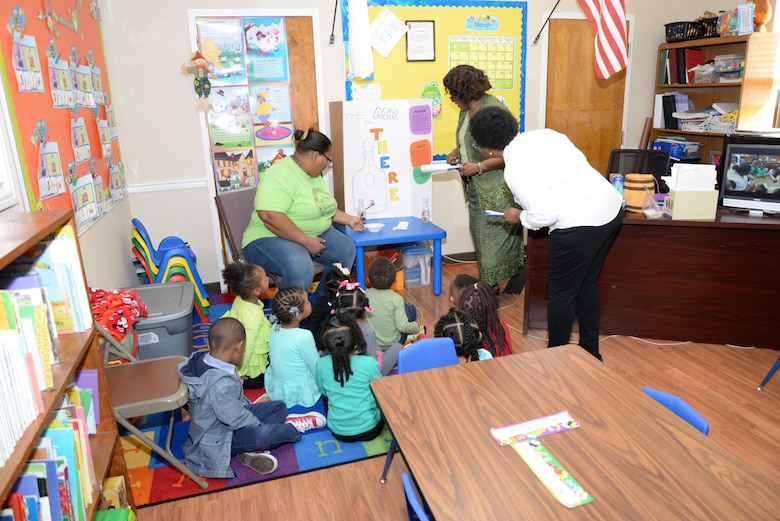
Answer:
[{"xmin": 316, "ymin": 311, "xmax": 384, "ymax": 442}]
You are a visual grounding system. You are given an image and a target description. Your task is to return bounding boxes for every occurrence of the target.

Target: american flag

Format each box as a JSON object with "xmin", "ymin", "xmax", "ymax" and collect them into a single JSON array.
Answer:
[{"xmin": 577, "ymin": 0, "xmax": 628, "ymax": 80}]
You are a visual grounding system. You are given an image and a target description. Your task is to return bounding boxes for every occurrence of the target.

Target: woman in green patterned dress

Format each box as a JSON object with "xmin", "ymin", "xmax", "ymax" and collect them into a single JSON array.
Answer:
[{"xmin": 443, "ymin": 65, "xmax": 524, "ymax": 293}]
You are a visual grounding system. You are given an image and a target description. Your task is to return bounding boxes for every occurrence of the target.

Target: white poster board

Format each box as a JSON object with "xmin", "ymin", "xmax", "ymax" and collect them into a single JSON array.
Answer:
[{"xmin": 339, "ymin": 98, "xmax": 433, "ymax": 220}]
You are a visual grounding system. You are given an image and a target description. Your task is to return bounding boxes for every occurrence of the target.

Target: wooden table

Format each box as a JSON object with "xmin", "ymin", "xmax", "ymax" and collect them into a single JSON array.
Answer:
[
  {"xmin": 340, "ymin": 216, "xmax": 447, "ymax": 295},
  {"xmin": 523, "ymin": 209, "xmax": 780, "ymax": 347},
  {"xmin": 371, "ymin": 345, "xmax": 780, "ymax": 520}
]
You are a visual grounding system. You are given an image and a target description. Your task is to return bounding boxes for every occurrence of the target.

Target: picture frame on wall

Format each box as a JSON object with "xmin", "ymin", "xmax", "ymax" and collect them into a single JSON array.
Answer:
[
  {"xmin": 406, "ymin": 20, "xmax": 435, "ymax": 62},
  {"xmin": 710, "ymin": 150, "xmax": 722, "ymax": 168}
]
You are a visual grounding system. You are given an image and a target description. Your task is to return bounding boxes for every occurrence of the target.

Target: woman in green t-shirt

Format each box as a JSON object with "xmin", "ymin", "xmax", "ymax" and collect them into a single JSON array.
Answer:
[{"xmin": 242, "ymin": 129, "xmax": 365, "ymax": 299}]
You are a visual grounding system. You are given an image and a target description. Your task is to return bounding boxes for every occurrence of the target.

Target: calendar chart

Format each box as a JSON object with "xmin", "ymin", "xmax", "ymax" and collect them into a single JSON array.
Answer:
[{"xmin": 449, "ymin": 36, "xmax": 515, "ymax": 90}]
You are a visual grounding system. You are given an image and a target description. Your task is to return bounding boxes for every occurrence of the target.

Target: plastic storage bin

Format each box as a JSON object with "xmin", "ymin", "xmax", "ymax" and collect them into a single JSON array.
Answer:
[
  {"xmin": 134, "ymin": 281, "xmax": 194, "ymax": 360},
  {"xmin": 399, "ymin": 242, "xmax": 432, "ymax": 288},
  {"xmin": 713, "ymin": 54, "xmax": 744, "ymax": 72}
]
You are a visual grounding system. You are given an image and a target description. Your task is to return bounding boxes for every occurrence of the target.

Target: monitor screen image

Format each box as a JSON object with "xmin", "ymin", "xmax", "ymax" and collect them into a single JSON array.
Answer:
[{"xmin": 719, "ymin": 134, "xmax": 780, "ymax": 215}]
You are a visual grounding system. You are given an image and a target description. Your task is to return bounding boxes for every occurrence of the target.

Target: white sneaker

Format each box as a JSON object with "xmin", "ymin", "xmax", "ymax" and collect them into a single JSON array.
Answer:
[
  {"xmin": 285, "ymin": 412, "xmax": 327, "ymax": 433},
  {"xmin": 237, "ymin": 451, "xmax": 278, "ymax": 474}
]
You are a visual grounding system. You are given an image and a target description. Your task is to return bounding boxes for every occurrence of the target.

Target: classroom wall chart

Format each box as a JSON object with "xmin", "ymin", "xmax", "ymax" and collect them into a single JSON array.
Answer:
[
  {"xmin": 0, "ymin": 1, "xmax": 126, "ymax": 233},
  {"xmin": 332, "ymin": 99, "xmax": 433, "ymax": 220},
  {"xmin": 341, "ymin": 0, "xmax": 527, "ymax": 158},
  {"xmin": 193, "ymin": 15, "xmax": 297, "ymax": 194}
]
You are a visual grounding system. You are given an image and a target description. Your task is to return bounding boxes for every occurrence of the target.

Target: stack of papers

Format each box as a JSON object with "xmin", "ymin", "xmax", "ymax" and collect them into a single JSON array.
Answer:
[{"xmin": 662, "ymin": 163, "xmax": 717, "ymax": 191}]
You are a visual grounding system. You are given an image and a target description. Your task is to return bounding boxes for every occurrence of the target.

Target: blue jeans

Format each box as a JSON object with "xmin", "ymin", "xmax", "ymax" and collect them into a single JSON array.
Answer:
[
  {"xmin": 231, "ymin": 401, "xmax": 300, "ymax": 454},
  {"xmin": 398, "ymin": 302, "xmax": 418, "ymax": 345},
  {"xmin": 243, "ymin": 226, "xmax": 356, "ymax": 300}
]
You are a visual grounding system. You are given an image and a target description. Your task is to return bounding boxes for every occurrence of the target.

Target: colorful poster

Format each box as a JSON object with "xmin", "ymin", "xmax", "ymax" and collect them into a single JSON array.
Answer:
[
  {"xmin": 12, "ymin": 30, "xmax": 44, "ymax": 93},
  {"xmin": 213, "ymin": 149, "xmax": 257, "ymax": 193},
  {"xmin": 48, "ymin": 56, "xmax": 75, "ymax": 109},
  {"xmin": 253, "ymin": 122, "xmax": 293, "ymax": 148},
  {"xmin": 69, "ymin": 61, "xmax": 95, "ymax": 109},
  {"xmin": 109, "ymin": 163, "xmax": 125, "ymax": 203},
  {"xmin": 338, "ymin": 99, "xmax": 433, "ymax": 219},
  {"xmin": 249, "ymin": 83, "xmax": 292, "ymax": 126},
  {"xmin": 97, "ymin": 120, "xmax": 110, "ymax": 158},
  {"xmin": 195, "ymin": 17, "xmax": 247, "ymax": 86},
  {"xmin": 70, "ymin": 118, "xmax": 90, "ymax": 165},
  {"xmin": 70, "ymin": 174, "xmax": 99, "ymax": 231},
  {"xmin": 106, "ymin": 105, "xmax": 118, "ymax": 140},
  {"xmin": 207, "ymin": 86, "xmax": 253, "ymax": 149},
  {"xmin": 37, "ymin": 142, "xmax": 66, "ymax": 200},
  {"xmin": 90, "ymin": 64, "xmax": 105, "ymax": 106},
  {"xmin": 256, "ymin": 146, "xmax": 292, "ymax": 178},
  {"xmin": 244, "ymin": 17, "xmax": 289, "ymax": 83}
]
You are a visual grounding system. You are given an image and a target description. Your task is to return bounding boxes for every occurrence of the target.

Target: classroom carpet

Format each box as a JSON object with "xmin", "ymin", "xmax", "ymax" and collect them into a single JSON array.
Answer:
[{"xmin": 122, "ymin": 295, "xmax": 392, "ymax": 508}]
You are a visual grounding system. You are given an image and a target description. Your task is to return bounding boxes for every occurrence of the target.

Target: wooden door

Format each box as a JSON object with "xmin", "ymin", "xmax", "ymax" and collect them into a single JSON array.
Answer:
[{"xmin": 546, "ymin": 18, "xmax": 627, "ymax": 175}]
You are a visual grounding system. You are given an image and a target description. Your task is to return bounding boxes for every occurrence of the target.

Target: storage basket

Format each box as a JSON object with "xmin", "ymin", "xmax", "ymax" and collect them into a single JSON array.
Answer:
[
  {"xmin": 665, "ymin": 21, "xmax": 704, "ymax": 43},
  {"xmin": 700, "ymin": 17, "xmax": 719, "ymax": 38},
  {"xmin": 623, "ymin": 174, "xmax": 656, "ymax": 213}
]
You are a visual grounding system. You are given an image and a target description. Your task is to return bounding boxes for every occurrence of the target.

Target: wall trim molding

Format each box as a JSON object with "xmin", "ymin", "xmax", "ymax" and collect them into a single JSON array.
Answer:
[{"xmin": 127, "ymin": 179, "xmax": 207, "ymax": 194}]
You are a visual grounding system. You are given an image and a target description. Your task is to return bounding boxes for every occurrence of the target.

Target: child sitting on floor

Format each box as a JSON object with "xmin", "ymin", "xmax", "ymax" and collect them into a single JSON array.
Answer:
[
  {"xmin": 365, "ymin": 256, "xmax": 423, "ymax": 347},
  {"xmin": 449, "ymin": 273, "xmax": 479, "ymax": 307},
  {"xmin": 304, "ymin": 263, "xmax": 351, "ymax": 353},
  {"xmin": 458, "ymin": 281, "xmax": 513, "ymax": 357},
  {"xmin": 434, "ymin": 308, "xmax": 492, "ymax": 363},
  {"xmin": 333, "ymin": 280, "xmax": 378, "ymax": 360},
  {"xmin": 221, "ymin": 262, "xmax": 271, "ymax": 389},
  {"xmin": 178, "ymin": 317, "xmax": 325, "ymax": 478},
  {"xmin": 264, "ymin": 286, "xmax": 322, "ymax": 408},
  {"xmin": 316, "ymin": 310, "xmax": 384, "ymax": 442}
]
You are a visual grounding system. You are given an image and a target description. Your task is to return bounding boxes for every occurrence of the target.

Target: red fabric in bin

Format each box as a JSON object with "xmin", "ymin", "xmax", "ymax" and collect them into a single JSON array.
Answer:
[{"xmin": 90, "ymin": 287, "xmax": 148, "ymax": 342}]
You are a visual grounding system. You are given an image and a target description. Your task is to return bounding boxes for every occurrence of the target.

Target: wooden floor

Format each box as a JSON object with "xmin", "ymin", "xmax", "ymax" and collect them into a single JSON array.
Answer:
[{"xmin": 138, "ymin": 260, "xmax": 780, "ymax": 521}]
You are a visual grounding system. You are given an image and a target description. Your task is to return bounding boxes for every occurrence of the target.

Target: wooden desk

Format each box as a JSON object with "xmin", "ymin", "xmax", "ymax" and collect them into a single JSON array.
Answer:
[
  {"xmin": 340, "ymin": 216, "xmax": 447, "ymax": 295},
  {"xmin": 524, "ymin": 209, "xmax": 780, "ymax": 347},
  {"xmin": 371, "ymin": 345, "xmax": 780, "ymax": 520}
]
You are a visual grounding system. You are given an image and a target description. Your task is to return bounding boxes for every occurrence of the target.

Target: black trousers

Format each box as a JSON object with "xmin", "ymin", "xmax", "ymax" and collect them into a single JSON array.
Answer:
[{"xmin": 546, "ymin": 209, "xmax": 623, "ymax": 359}]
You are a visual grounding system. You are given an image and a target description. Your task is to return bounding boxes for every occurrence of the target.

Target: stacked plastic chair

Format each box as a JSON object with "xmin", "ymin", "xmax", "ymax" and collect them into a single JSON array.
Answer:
[{"xmin": 130, "ymin": 218, "xmax": 210, "ymax": 322}]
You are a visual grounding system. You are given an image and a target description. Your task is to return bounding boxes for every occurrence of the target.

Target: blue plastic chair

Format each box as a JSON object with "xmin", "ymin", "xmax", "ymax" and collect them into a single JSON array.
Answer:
[
  {"xmin": 756, "ymin": 355, "xmax": 780, "ymax": 391},
  {"xmin": 380, "ymin": 337, "xmax": 459, "ymax": 483},
  {"xmin": 642, "ymin": 387, "xmax": 710, "ymax": 436},
  {"xmin": 402, "ymin": 472, "xmax": 429, "ymax": 521},
  {"xmin": 132, "ymin": 218, "xmax": 197, "ymax": 265}
]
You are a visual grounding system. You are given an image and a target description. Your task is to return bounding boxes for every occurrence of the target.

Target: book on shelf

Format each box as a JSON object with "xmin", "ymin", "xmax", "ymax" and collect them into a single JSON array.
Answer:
[
  {"xmin": 662, "ymin": 94, "xmax": 678, "ymax": 129},
  {"xmin": 24, "ymin": 459, "xmax": 63, "ymax": 521},
  {"xmin": 10, "ymin": 473, "xmax": 42, "ymax": 521},
  {"xmin": 713, "ymin": 102, "xmax": 739, "ymax": 115},
  {"xmin": 669, "ymin": 47, "xmax": 679, "ymax": 84},
  {"xmin": 684, "ymin": 48, "xmax": 706, "ymax": 84},
  {"xmin": 0, "ymin": 492, "xmax": 26, "ymax": 521},
  {"xmin": 40, "ymin": 422, "xmax": 87, "ymax": 521},
  {"xmin": 74, "ymin": 370, "xmax": 100, "ymax": 426},
  {"xmin": 0, "ymin": 223, "xmax": 91, "ymax": 334},
  {"xmin": 659, "ymin": 49, "xmax": 669, "ymax": 84}
]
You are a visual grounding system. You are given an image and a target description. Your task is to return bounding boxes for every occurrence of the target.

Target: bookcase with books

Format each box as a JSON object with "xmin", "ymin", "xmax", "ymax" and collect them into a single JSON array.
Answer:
[
  {"xmin": 650, "ymin": 32, "xmax": 780, "ymax": 163},
  {"xmin": 0, "ymin": 209, "xmax": 134, "ymax": 519}
]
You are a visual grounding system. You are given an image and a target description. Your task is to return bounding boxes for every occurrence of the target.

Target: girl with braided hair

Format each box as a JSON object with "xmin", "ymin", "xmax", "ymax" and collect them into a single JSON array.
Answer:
[
  {"xmin": 316, "ymin": 310, "xmax": 384, "ymax": 442},
  {"xmin": 458, "ymin": 280, "xmax": 513, "ymax": 357},
  {"xmin": 434, "ymin": 308, "xmax": 492, "ymax": 363},
  {"xmin": 333, "ymin": 280, "xmax": 378, "ymax": 360},
  {"xmin": 264, "ymin": 286, "xmax": 322, "ymax": 408}
]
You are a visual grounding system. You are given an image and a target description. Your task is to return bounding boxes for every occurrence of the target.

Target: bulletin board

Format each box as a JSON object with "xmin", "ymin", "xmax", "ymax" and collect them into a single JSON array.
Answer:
[
  {"xmin": 188, "ymin": 13, "xmax": 321, "ymax": 195},
  {"xmin": 0, "ymin": 2, "xmax": 126, "ymax": 233},
  {"xmin": 341, "ymin": 0, "xmax": 527, "ymax": 157}
]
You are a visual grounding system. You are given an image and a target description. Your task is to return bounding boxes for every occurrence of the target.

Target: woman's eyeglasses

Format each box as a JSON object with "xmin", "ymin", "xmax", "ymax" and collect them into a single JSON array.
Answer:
[{"xmin": 322, "ymin": 152, "xmax": 333, "ymax": 163}]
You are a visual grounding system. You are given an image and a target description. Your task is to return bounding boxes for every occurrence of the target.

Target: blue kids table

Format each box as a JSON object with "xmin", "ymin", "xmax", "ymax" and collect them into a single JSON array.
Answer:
[{"xmin": 341, "ymin": 217, "xmax": 447, "ymax": 295}]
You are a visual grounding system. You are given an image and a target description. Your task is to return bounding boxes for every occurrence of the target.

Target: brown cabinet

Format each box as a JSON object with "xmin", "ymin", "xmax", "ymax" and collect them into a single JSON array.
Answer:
[
  {"xmin": 650, "ymin": 33, "xmax": 780, "ymax": 162},
  {"xmin": 0, "ymin": 210, "xmax": 134, "ymax": 517}
]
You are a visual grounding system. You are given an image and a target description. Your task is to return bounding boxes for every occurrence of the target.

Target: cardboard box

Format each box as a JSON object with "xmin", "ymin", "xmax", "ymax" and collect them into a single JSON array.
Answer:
[
  {"xmin": 663, "ymin": 190, "xmax": 718, "ymax": 220},
  {"xmin": 364, "ymin": 250, "xmax": 404, "ymax": 291},
  {"xmin": 99, "ymin": 475, "xmax": 129, "ymax": 510}
]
